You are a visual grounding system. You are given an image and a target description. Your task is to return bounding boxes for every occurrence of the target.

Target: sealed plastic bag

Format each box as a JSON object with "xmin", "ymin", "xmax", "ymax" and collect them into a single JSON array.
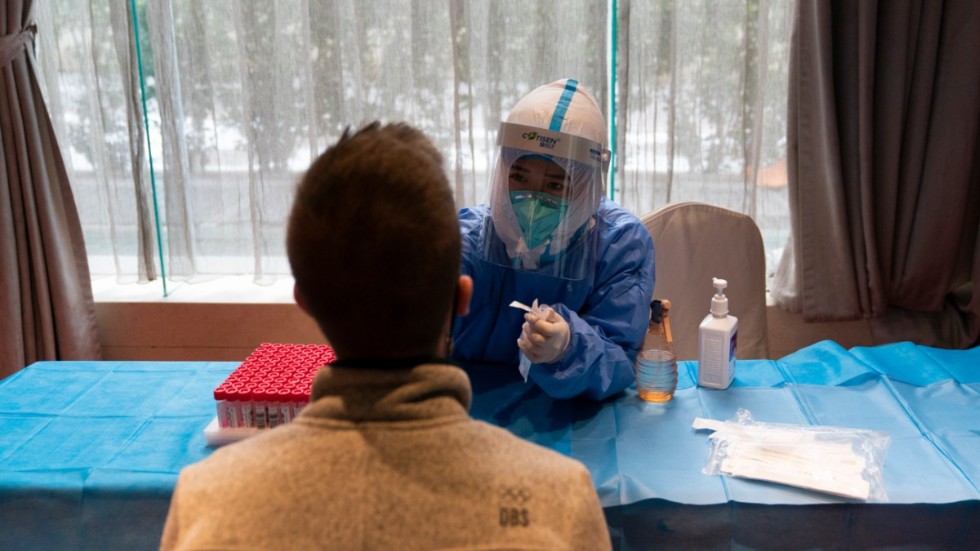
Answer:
[{"xmin": 693, "ymin": 408, "xmax": 891, "ymax": 501}]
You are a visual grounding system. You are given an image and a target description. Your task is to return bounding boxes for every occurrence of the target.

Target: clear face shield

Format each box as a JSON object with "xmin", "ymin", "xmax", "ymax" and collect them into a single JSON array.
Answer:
[{"xmin": 481, "ymin": 122, "xmax": 609, "ymax": 280}]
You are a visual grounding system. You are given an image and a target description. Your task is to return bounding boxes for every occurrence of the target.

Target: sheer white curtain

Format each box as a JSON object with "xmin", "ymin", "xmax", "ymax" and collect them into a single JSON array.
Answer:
[
  {"xmin": 617, "ymin": 0, "xmax": 795, "ymax": 269},
  {"xmin": 35, "ymin": 0, "xmax": 792, "ymax": 292}
]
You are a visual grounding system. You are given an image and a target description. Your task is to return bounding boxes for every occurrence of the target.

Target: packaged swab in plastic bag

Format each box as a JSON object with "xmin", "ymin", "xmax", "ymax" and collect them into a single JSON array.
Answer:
[{"xmin": 693, "ymin": 408, "xmax": 891, "ymax": 501}]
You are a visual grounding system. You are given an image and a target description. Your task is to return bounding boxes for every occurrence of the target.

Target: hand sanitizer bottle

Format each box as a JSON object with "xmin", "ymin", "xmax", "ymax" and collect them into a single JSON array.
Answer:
[{"xmin": 697, "ymin": 278, "xmax": 738, "ymax": 389}]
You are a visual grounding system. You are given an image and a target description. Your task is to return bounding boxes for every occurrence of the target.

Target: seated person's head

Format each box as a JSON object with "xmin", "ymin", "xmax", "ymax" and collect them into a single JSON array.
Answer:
[{"xmin": 286, "ymin": 122, "xmax": 468, "ymax": 359}]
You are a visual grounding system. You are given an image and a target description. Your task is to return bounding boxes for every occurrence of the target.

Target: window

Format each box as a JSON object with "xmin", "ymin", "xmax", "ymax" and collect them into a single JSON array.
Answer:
[{"xmin": 36, "ymin": 0, "xmax": 793, "ymax": 297}]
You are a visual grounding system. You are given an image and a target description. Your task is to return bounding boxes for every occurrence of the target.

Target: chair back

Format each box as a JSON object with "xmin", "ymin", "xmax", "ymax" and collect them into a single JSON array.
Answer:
[{"xmin": 641, "ymin": 201, "xmax": 769, "ymax": 360}]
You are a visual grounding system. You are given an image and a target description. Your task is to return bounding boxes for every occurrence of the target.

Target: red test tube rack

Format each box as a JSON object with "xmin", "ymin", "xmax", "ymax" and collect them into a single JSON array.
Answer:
[{"xmin": 213, "ymin": 343, "xmax": 336, "ymax": 429}]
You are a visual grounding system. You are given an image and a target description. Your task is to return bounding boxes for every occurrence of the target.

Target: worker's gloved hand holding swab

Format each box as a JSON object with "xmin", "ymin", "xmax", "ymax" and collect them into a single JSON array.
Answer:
[{"xmin": 510, "ymin": 300, "xmax": 572, "ymax": 381}]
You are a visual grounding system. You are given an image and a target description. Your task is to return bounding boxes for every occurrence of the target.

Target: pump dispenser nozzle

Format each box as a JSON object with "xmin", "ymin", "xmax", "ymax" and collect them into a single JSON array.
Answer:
[{"xmin": 710, "ymin": 278, "xmax": 728, "ymax": 317}]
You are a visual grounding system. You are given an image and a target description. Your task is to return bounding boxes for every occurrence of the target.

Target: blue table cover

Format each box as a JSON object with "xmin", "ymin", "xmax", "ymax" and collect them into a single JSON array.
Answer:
[{"xmin": 2, "ymin": 341, "xmax": 979, "ymax": 550}]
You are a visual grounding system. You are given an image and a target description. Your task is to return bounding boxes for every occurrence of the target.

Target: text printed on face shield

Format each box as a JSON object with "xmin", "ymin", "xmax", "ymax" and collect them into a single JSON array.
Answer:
[{"xmin": 521, "ymin": 131, "xmax": 559, "ymax": 150}]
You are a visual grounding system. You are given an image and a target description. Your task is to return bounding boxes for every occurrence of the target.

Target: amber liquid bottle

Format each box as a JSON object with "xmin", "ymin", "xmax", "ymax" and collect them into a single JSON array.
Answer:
[{"xmin": 635, "ymin": 299, "xmax": 678, "ymax": 402}]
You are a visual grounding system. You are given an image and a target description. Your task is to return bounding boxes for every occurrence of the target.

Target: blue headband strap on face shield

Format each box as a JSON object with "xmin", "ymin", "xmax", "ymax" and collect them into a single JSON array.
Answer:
[{"xmin": 548, "ymin": 79, "xmax": 579, "ymax": 131}]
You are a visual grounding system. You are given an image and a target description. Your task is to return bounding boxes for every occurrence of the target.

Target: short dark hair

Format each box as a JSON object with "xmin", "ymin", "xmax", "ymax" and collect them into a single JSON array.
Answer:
[{"xmin": 286, "ymin": 122, "xmax": 460, "ymax": 358}]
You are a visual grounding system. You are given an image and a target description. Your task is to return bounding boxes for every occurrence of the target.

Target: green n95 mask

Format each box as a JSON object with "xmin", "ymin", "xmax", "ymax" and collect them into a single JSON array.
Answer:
[{"xmin": 509, "ymin": 191, "xmax": 569, "ymax": 250}]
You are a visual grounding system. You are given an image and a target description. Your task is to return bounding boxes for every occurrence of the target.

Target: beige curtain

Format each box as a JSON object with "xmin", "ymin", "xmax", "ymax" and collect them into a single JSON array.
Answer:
[
  {"xmin": 0, "ymin": 0, "xmax": 101, "ymax": 378},
  {"xmin": 773, "ymin": 0, "xmax": 980, "ymax": 348}
]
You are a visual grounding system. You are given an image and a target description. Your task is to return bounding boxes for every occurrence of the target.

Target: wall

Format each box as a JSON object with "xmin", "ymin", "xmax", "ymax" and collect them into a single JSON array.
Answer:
[
  {"xmin": 95, "ymin": 302, "xmax": 873, "ymax": 362},
  {"xmin": 96, "ymin": 302, "xmax": 326, "ymax": 361},
  {"xmin": 765, "ymin": 306, "xmax": 873, "ymax": 359}
]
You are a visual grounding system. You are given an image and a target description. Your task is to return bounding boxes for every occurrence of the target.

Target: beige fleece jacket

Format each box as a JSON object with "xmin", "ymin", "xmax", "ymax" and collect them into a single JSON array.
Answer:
[{"xmin": 160, "ymin": 362, "xmax": 611, "ymax": 550}]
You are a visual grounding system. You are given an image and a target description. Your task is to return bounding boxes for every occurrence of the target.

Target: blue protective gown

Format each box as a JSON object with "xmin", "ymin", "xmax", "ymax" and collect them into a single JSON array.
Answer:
[{"xmin": 452, "ymin": 197, "xmax": 655, "ymax": 400}]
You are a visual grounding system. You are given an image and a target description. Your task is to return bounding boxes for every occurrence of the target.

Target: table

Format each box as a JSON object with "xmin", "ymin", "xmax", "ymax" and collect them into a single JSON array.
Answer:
[
  {"xmin": 2, "ymin": 341, "xmax": 979, "ymax": 550},
  {"xmin": 465, "ymin": 340, "xmax": 980, "ymax": 550}
]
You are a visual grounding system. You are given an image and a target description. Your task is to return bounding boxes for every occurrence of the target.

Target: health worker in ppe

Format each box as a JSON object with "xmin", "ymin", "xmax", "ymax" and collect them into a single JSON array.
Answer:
[{"xmin": 452, "ymin": 79, "xmax": 655, "ymax": 400}]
